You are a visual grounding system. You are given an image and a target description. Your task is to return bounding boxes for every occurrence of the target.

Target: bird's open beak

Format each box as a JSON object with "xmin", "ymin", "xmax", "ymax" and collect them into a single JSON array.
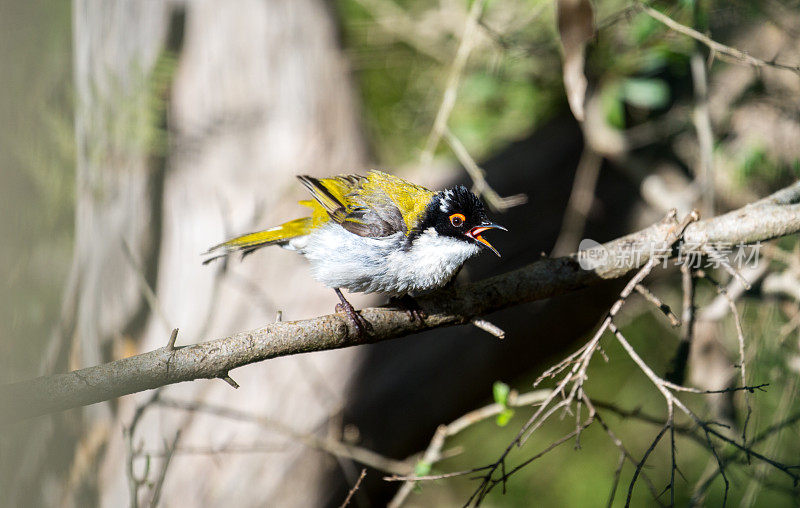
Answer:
[{"xmin": 466, "ymin": 222, "xmax": 507, "ymax": 257}]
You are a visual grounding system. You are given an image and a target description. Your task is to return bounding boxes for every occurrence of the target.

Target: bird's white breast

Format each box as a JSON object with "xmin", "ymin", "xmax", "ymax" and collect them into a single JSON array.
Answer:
[{"xmin": 296, "ymin": 224, "xmax": 480, "ymax": 295}]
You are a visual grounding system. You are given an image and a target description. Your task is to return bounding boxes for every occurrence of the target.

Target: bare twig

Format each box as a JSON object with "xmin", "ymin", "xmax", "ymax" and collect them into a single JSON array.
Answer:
[
  {"xmin": 339, "ymin": 468, "xmax": 367, "ymax": 508},
  {"xmin": 551, "ymin": 147, "xmax": 602, "ymax": 256},
  {"xmin": 158, "ymin": 397, "xmax": 411, "ymax": 475},
  {"xmin": 443, "ymin": 127, "xmax": 527, "ymax": 212},
  {"xmin": 696, "ymin": 269, "xmax": 751, "ymax": 441},
  {"xmin": 421, "ymin": 0, "xmax": 486, "ymax": 165},
  {"xmin": 636, "ymin": 3, "xmax": 800, "ymax": 75},
  {"xmin": 666, "ymin": 264, "xmax": 695, "ymax": 384},
  {"xmin": 386, "ymin": 390, "xmax": 550, "ymax": 507},
  {"xmin": 470, "ymin": 318, "xmax": 506, "ymax": 339},
  {"xmin": 166, "ymin": 328, "xmax": 179, "ymax": 351},
  {"xmin": 591, "ymin": 403, "xmax": 665, "ymax": 506},
  {"xmin": 148, "ymin": 430, "xmax": 181, "ymax": 508},
  {"xmin": 690, "ymin": 51, "xmax": 714, "ymax": 216},
  {"xmin": 635, "ymin": 284, "xmax": 680, "ymax": 327},
  {"xmin": 121, "ymin": 239, "xmax": 172, "ymax": 335},
  {"xmin": 626, "ymin": 422, "xmax": 669, "ymax": 507},
  {"xmin": 220, "ymin": 374, "xmax": 240, "ymax": 389},
  {"xmin": 125, "ymin": 390, "xmax": 162, "ymax": 508}
]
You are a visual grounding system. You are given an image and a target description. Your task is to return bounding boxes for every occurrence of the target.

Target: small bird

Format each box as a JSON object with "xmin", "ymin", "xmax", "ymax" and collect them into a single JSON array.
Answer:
[{"xmin": 204, "ymin": 171, "xmax": 505, "ymax": 334}]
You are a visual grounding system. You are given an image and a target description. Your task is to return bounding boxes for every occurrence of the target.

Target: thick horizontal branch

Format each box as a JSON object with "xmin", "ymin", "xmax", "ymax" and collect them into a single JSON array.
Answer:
[{"xmin": 2, "ymin": 181, "xmax": 799, "ymax": 424}]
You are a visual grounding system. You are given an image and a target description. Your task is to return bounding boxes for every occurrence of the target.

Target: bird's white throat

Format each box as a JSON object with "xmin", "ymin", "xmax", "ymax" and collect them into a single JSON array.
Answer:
[{"xmin": 299, "ymin": 224, "xmax": 481, "ymax": 295}]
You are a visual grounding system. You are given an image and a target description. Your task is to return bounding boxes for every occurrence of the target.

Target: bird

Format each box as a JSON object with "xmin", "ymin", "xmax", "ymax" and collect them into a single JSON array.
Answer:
[{"xmin": 204, "ymin": 170, "xmax": 506, "ymax": 335}]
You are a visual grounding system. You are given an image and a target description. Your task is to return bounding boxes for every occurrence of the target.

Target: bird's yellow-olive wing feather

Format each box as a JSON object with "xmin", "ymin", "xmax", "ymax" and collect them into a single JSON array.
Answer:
[
  {"xmin": 203, "ymin": 171, "xmax": 436, "ymax": 262},
  {"xmin": 297, "ymin": 171, "xmax": 434, "ymax": 237}
]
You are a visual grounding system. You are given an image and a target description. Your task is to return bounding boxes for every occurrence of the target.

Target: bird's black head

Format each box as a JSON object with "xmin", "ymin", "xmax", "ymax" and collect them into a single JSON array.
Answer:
[{"xmin": 416, "ymin": 185, "xmax": 506, "ymax": 256}]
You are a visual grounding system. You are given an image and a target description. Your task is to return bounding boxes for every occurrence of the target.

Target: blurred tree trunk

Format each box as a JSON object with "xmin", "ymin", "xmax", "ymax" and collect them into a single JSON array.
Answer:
[{"xmin": 18, "ymin": 0, "xmax": 369, "ymax": 506}]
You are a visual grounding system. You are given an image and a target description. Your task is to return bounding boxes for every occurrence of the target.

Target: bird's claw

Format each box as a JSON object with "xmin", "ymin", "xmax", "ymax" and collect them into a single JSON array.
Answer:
[
  {"xmin": 389, "ymin": 295, "xmax": 427, "ymax": 323},
  {"xmin": 335, "ymin": 303, "xmax": 372, "ymax": 337}
]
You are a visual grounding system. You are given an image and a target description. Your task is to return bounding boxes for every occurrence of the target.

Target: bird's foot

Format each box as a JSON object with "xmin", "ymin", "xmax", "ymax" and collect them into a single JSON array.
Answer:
[
  {"xmin": 389, "ymin": 294, "xmax": 427, "ymax": 323},
  {"xmin": 334, "ymin": 289, "xmax": 372, "ymax": 337}
]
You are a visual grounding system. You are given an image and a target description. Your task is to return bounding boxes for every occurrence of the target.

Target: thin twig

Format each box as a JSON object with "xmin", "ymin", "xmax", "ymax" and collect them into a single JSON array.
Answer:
[
  {"xmin": 339, "ymin": 468, "xmax": 367, "ymax": 508},
  {"xmin": 443, "ymin": 127, "xmax": 527, "ymax": 212},
  {"xmin": 386, "ymin": 390, "xmax": 550, "ymax": 506},
  {"xmin": 148, "ymin": 430, "xmax": 181, "ymax": 508},
  {"xmin": 470, "ymin": 318, "xmax": 506, "ymax": 339},
  {"xmin": 166, "ymin": 328, "xmax": 179, "ymax": 351},
  {"xmin": 552, "ymin": 147, "xmax": 603, "ymax": 256},
  {"xmin": 690, "ymin": 51, "xmax": 714, "ymax": 216},
  {"xmin": 636, "ymin": 3, "xmax": 800, "ymax": 75},
  {"xmin": 696, "ymin": 269, "xmax": 751, "ymax": 442},
  {"xmin": 158, "ymin": 397, "xmax": 411, "ymax": 475},
  {"xmin": 125, "ymin": 390, "xmax": 162, "ymax": 508},
  {"xmin": 635, "ymin": 284, "xmax": 681, "ymax": 327},
  {"xmin": 420, "ymin": 0, "xmax": 486, "ymax": 165},
  {"xmin": 626, "ymin": 422, "xmax": 669, "ymax": 507}
]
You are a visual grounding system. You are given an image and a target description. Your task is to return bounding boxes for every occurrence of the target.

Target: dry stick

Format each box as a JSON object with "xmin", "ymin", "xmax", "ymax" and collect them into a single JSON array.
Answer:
[
  {"xmin": 469, "ymin": 318, "xmax": 506, "ymax": 339},
  {"xmin": 612, "ymin": 323, "xmax": 736, "ymax": 504},
  {"xmin": 148, "ymin": 430, "xmax": 181, "ymax": 508},
  {"xmin": 139, "ymin": 443, "xmax": 287, "ymax": 457},
  {"xmin": 420, "ymin": 0, "xmax": 485, "ymax": 166},
  {"xmin": 740, "ymin": 375, "xmax": 800, "ymax": 506},
  {"xmin": 443, "ymin": 127, "xmax": 527, "ymax": 212},
  {"xmin": 695, "ymin": 268, "xmax": 751, "ymax": 443},
  {"xmin": 691, "ymin": 406, "xmax": 800, "ymax": 505},
  {"xmin": 339, "ymin": 468, "xmax": 367, "ymax": 508},
  {"xmin": 157, "ymin": 397, "xmax": 410, "ymax": 475},
  {"xmin": 666, "ymin": 264, "xmax": 695, "ymax": 384},
  {"xmin": 121, "ymin": 239, "xmax": 173, "ymax": 335},
  {"xmin": 608, "ymin": 452, "xmax": 627, "ymax": 508},
  {"xmin": 626, "ymin": 422, "xmax": 670, "ymax": 508},
  {"xmin": 636, "ymin": 3, "xmax": 800, "ymax": 75},
  {"xmin": 476, "ymin": 416, "xmax": 596, "ymax": 503},
  {"xmin": 551, "ymin": 147, "xmax": 603, "ymax": 256},
  {"xmin": 588, "ymin": 400, "xmax": 665, "ymax": 507},
  {"xmin": 690, "ymin": 51, "xmax": 715, "ymax": 216},
  {"xmin": 467, "ymin": 211, "xmax": 701, "ymax": 506},
  {"xmin": 635, "ymin": 284, "xmax": 681, "ymax": 327},
  {"xmin": 2, "ymin": 182, "xmax": 799, "ymax": 424},
  {"xmin": 125, "ymin": 390, "xmax": 162, "ymax": 508},
  {"xmin": 385, "ymin": 390, "xmax": 550, "ymax": 508}
]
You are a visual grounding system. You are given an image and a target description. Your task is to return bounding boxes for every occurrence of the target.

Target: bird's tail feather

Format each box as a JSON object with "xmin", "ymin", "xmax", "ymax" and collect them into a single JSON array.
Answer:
[{"xmin": 203, "ymin": 217, "xmax": 313, "ymax": 264}]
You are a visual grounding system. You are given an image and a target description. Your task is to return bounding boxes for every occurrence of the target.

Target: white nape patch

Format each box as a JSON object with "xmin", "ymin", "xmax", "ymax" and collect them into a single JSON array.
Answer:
[
  {"xmin": 439, "ymin": 190, "xmax": 453, "ymax": 212},
  {"xmin": 299, "ymin": 224, "xmax": 480, "ymax": 295}
]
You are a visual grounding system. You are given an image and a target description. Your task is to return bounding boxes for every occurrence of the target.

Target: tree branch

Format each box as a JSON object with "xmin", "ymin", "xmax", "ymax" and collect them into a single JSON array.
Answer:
[{"xmin": 2, "ymin": 181, "xmax": 799, "ymax": 424}]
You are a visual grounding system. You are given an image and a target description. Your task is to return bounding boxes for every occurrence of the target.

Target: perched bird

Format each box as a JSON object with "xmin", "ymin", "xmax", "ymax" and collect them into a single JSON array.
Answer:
[{"xmin": 204, "ymin": 171, "xmax": 505, "ymax": 334}]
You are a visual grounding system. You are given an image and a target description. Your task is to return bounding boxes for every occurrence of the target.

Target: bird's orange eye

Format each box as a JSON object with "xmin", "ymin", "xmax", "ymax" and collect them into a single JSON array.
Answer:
[{"xmin": 449, "ymin": 213, "xmax": 465, "ymax": 227}]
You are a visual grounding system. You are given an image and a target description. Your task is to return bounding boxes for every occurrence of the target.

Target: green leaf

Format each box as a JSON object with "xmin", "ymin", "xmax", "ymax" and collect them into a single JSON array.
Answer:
[
  {"xmin": 493, "ymin": 381, "xmax": 511, "ymax": 407},
  {"xmin": 601, "ymin": 83, "xmax": 625, "ymax": 129},
  {"xmin": 621, "ymin": 78, "xmax": 670, "ymax": 109},
  {"xmin": 496, "ymin": 408, "xmax": 515, "ymax": 427},
  {"xmin": 414, "ymin": 460, "xmax": 432, "ymax": 477}
]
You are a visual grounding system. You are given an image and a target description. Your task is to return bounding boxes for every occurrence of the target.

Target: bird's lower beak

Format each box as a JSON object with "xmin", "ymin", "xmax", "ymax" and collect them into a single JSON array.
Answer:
[{"xmin": 466, "ymin": 222, "xmax": 507, "ymax": 257}]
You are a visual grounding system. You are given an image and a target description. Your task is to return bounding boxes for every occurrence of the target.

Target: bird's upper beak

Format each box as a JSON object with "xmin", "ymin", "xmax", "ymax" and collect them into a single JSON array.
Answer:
[{"xmin": 466, "ymin": 222, "xmax": 507, "ymax": 257}]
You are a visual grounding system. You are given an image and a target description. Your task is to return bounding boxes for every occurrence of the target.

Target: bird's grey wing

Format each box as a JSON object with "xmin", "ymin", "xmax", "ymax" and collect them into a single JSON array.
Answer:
[{"xmin": 339, "ymin": 196, "xmax": 406, "ymax": 237}]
